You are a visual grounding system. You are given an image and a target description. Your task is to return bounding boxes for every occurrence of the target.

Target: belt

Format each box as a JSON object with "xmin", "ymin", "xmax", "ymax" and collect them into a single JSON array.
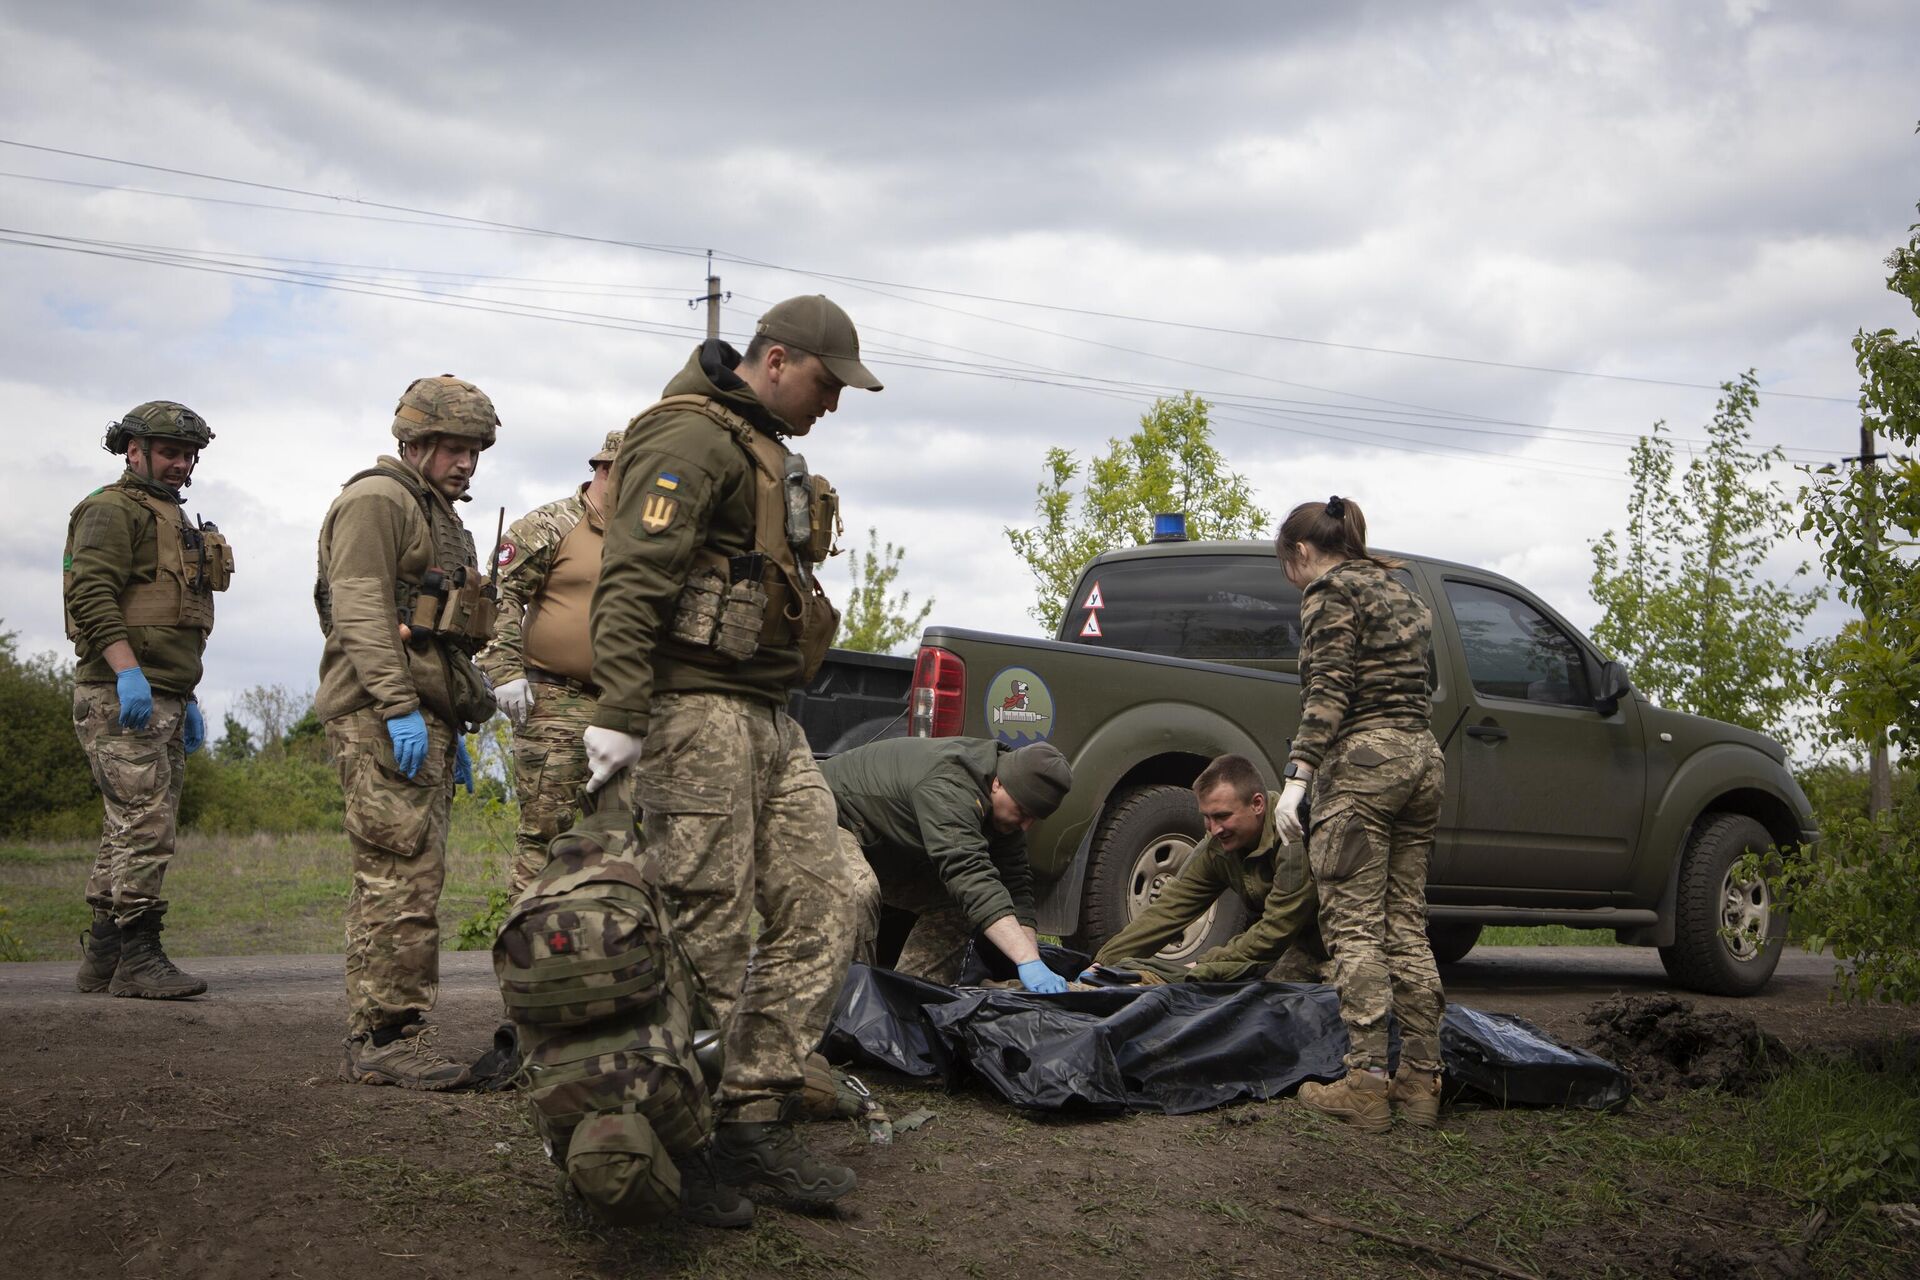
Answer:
[{"xmin": 525, "ymin": 665, "xmax": 602, "ymax": 699}]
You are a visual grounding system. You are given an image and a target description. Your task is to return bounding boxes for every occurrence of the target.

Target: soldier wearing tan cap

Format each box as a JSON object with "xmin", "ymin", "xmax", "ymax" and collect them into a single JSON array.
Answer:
[
  {"xmin": 477, "ymin": 430, "xmax": 623, "ymax": 894},
  {"xmin": 315, "ymin": 374, "xmax": 502, "ymax": 1089}
]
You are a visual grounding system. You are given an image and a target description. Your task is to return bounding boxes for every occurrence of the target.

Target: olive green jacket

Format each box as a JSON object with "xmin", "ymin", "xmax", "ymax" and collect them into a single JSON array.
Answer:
[
  {"xmin": 314, "ymin": 455, "xmax": 479, "ymax": 727},
  {"xmin": 590, "ymin": 341, "xmax": 818, "ymax": 734},
  {"xmin": 1092, "ymin": 792, "xmax": 1317, "ymax": 982},
  {"xmin": 63, "ymin": 470, "xmax": 209, "ymax": 695},
  {"xmin": 822, "ymin": 736, "xmax": 1037, "ymax": 933}
]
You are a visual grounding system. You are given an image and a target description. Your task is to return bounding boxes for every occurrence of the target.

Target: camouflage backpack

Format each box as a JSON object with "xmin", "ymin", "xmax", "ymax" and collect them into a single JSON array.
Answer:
[{"xmin": 492, "ymin": 804, "xmax": 711, "ymax": 1224}]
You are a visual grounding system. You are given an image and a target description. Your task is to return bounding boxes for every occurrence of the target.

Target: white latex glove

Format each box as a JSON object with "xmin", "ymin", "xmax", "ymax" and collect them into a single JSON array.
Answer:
[
  {"xmin": 1276, "ymin": 776, "xmax": 1311, "ymax": 845},
  {"xmin": 584, "ymin": 726, "xmax": 645, "ymax": 793},
  {"xmin": 494, "ymin": 677, "xmax": 532, "ymax": 727}
]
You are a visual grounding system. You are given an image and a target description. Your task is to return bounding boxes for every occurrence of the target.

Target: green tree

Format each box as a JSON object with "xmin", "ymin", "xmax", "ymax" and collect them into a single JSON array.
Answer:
[
  {"xmin": 0, "ymin": 627, "xmax": 95, "ymax": 835},
  {"xmin": 1766, "ymin": 188, "xmax": 1920, "ymax": 1004},
  {"xmin": 1005, "ymin": 392, "xmax": 1270, "ymax": 632},
  {"xmin": 838, "ymin": 528, "xmax": 935, "ymax": 655},
  {"xmin": 213, "ymin": 713, "xmax": 254, "ymax": 762},
  {"xmin": 1587, "ymin": 372, "xmax": 1823, "ymax": 749}
]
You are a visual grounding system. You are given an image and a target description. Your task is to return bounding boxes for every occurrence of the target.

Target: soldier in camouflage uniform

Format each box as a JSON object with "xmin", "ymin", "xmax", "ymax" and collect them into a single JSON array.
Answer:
[
  {"xmin": 64, "ymin": 401, "xmax": 232, "ymax": 999},
  {"xmin": 1276, "ymin": 496, "xmax": 1446, "ymax": 1132},
  {"xmin": 1088, "ymin": 753, "xmax": 1327, "ymax": 985},
  {"xmin": 478, "ymin": 431, "xmax": 621, "ymax": 895},
  {"xmin": 825, "ymin": 736, "xmax": 1073, "ymax": 991},
  {"xmin": 585, "ymin": 296, "xmax": 881, "ymax": 1221},
  {"xmin": 316, "ymin": 375, "xmax": 501, "ymax": 1090}
]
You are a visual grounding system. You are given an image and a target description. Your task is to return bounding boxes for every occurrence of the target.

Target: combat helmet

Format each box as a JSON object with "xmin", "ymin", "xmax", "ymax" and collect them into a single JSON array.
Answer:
[
  {"xmin": 391, "ymin": 374, "xmax": 499, "ymax": 449},
  {"xmin": 103, "ymin": 401, "xmax": 214, "ymax": 455}
]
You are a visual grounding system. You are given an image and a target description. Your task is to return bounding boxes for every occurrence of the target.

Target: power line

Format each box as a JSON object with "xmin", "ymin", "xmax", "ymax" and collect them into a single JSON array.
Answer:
[{"xmin": 0, "ymin": 136, "xmax": 1859, "ymax": 405}]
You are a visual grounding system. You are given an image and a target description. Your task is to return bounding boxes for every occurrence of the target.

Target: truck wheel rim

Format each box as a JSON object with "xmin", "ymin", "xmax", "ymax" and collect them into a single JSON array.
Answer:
[
  {"xmin": 1127, "ymin": 833, "xmax": 1216, "ymax": 957},
  {"xmin": 1720, "ymin": 864, "xmax": 1771, "ymax": 962}
]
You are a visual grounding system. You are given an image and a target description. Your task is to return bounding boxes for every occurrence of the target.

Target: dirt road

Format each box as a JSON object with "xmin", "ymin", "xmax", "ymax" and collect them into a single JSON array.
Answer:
[{"xmin": 2, "ymin": 948, "xmax": 1914, "ymax": 1279}]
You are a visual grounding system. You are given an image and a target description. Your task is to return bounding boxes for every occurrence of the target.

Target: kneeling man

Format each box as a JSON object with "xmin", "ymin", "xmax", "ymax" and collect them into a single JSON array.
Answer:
[
  {"xmin": 1090, "ymin": 753, "xmax": 1326, "ymax": 984},
  {"xmin": 825, "ymin": 736, "xmax": 1073, "ymax": 994}
]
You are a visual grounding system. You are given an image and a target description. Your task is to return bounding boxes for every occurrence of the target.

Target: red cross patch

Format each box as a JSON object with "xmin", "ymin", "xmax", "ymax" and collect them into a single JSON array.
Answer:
[{"xmin": 547, "ymin": 930, "xmax": 574, "ymax": 954}]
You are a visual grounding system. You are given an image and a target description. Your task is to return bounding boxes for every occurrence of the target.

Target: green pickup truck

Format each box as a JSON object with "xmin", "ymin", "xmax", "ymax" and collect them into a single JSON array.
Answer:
[{"xmin": 899, "ymin": 536, "xmax": 1817, "ymax": 996}]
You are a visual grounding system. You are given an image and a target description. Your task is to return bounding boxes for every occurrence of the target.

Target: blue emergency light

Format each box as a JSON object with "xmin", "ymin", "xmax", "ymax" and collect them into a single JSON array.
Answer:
[{"xmin": 1150, "ymin": 512, "xmax": 1188, "ymax": 542}]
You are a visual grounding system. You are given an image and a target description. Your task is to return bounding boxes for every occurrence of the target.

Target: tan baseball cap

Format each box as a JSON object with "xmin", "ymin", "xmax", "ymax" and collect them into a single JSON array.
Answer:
[
  {"xmin": 754, "ymin": 295, "xmax": 883, "ymax": 392},
  {"xmin": 590, "ymin": 429, "xmax": 623, "ymax": 465}
]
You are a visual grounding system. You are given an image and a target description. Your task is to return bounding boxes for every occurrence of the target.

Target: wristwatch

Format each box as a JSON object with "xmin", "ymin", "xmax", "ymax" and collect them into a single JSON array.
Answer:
[{"xmin": 1283, "ymin": 760, "xmax": 1308, "ymax": 781}]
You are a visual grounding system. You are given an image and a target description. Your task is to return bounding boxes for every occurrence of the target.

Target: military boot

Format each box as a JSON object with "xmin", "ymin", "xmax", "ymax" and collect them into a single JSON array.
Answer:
[
  {"xmin": 341, "ymin": 1020, "xmax": 471, "ymax": 1090},
  {"xmin": 76, "ymin": 913, "xmax": 122, "ymax": 993},
  {"xmin": 1296, "ymin": 1069, "xmax": 1391, "ymax": 1133},
  {"xmin": 710, "ymin": 1120, "xmax": 857, "ymax": 1205},
  {"xmin": 1389, "ymin": 1070, "xmax": 1443, "ymax": 1129},
  {"xmin": 677, "ymin": 1144, "xmax": 755, "ymax": 1229},
  {"xmin": 109, "ymin": 918, "xmax": 207, "ymax": 999}
]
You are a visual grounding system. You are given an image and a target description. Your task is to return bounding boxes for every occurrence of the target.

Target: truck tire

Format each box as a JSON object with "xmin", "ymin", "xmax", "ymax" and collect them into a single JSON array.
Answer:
[
  {"xmin": 1425, "ymin": 922, "xmax": 1482, "ymax": 966},
  {"xmin": 1658, "ymin": 813, "xmax": 1787, "ymax": 996},
  {"xmin": 1072, "ymin": 785, "xmax": 1249, "ymax": 966}
]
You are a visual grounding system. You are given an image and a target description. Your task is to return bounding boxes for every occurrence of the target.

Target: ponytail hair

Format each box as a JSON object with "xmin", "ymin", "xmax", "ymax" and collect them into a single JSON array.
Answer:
[{"xmin": 1275, "ymin": 495, "xmax": 1403, "ymax": 572}]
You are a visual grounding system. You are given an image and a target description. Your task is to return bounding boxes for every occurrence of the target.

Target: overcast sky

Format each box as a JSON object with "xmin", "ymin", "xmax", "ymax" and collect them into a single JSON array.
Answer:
[{"xmin": 2, "ymin": 0, "xmax": 1915, "ymax": 738}]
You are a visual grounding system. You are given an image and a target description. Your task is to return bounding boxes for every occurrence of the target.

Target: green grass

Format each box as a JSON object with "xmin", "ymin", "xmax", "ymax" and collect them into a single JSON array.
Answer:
[
  {"xmin": 0, "ymin": 798, "xmax": 516, "ymax": 960},
  {"xmin": 1479, "ymin": 924, "xmax": 1620, "ymax": 947}
]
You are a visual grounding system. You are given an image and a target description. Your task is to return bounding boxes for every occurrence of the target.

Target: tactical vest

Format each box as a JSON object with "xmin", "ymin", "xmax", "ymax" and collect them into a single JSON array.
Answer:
[
  {"xmin": 625, "ymin": 394, "xmax": 842, "ymax": 679},
  {"xmin": 63, "ymin": 482, "xmax": 233, "ymax": 639},
  {"xmin": 314, "ymin": 462, "xmax": 497, "ymax": 653},
  {"xmin": 493, "ymin": 806, "xmax": 712, "ymax": 1225}
]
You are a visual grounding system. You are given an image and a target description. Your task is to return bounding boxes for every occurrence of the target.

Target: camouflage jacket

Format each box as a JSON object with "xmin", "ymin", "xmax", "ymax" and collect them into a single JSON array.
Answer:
[
  {"xmin": 1290, "ymin": 558, "xmax": 1433, "ymax": 771},
  {"xmin": 822, "ymin": 736, "xmax": 1036, "ymax": 932},
  {"xmin": 1092, "ymin": 793, "xmax": 1315, "ymax": 981},
  {"xmin": 477, "ymin": 484, "xmax": 592, "ymax": 686},
  {"xmin": 62, "ymin": 470, "xmax": 211, "ymax": 695}
]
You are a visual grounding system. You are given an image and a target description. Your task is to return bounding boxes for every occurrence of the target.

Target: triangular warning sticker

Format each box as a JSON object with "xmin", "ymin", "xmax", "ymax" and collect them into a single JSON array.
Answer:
[
  {"xmin": 1083, "ymin": 582, "xmax": 1104, "ymax": 610},
  {"xmin": 1080, "ymin": 613, "xmax": 1103, "ymax": 638}
]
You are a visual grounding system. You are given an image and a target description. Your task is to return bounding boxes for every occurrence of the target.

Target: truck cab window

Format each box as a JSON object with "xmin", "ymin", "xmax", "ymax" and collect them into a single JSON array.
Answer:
[
  {"xmin": 1443, "ymin": 580, "xmax": 1591, "ymax": 707},
  {"xmin": 1063, "ymin": 557, "xmax": 1301, "ymax": 660}
]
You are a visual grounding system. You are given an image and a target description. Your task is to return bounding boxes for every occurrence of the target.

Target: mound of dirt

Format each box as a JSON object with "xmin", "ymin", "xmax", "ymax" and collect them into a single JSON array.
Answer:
[{"xmin": 1581, "ymin": 994, "xmax": 1791, "ymax": 1099}]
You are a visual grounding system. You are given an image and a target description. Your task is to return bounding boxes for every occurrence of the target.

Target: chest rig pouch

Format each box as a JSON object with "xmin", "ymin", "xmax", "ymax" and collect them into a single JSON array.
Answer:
[
  {"xmin": 636, "ymin": 395, "xmax": 843, "ymax": 678},
  {"xmin": 105, "ymin": 485, "xmax": 233, "ymax": 634}
]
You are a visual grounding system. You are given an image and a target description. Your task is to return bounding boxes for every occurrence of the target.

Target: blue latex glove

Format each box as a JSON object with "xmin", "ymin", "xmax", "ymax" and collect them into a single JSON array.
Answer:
[
  {"xmin": 454, "ymin": 738, "xmax": 474, "ymax": 793},
  {"xmin": 1078, "ymin": 967, "xmax": 1099, "ymax": 982},
  {"xmin": 115, "ymin": 666, "xmax": 154, "ymax": 730},
  {"xmin": 386, "ymin": 710, "xmax": 429, "ymax": 778},
  {"xmin": 183, "ymin": 701, "xmax": 205, "ymax": 755},
  {"xmin": 1017, "ymin": 959, "xmax": 1069, "ymax": 995}
]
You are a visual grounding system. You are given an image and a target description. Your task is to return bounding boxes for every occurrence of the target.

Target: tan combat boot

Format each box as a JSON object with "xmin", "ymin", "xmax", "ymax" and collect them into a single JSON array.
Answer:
[
  {"xmin": 109, "ymin": 918, "xmax": 207, "ymax": 999},
  {"xmin": 341, "ymin": 1021, "xmax": 472, "ymax": 1090},
  {"xmin": 1389, "ymin": 1070, "xmax": 1443, "ymax": 1128},
  {"xmin": 76, "ymin": 913, "xmax": 122, "ymax": 993},
  {"xmin": 1296, "ymin": 1069, "xmax": 1391, "ymax": 1133}
]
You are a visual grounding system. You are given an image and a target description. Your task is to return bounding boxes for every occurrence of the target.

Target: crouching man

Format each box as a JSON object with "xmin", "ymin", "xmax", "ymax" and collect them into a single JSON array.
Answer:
[
  {"xmin": 824, "ymin": 736, "xmax": 1074, "ymax": 994},
  {"xmin": 1089, "ymin": 753, "xmax": 1326, "ymax": 984}
]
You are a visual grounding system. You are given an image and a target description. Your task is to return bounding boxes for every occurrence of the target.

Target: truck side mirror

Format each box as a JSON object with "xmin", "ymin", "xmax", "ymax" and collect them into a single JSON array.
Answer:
[{"xmin": 1595, "ymin": 659, "xmax": 1632, "ymax": 716}]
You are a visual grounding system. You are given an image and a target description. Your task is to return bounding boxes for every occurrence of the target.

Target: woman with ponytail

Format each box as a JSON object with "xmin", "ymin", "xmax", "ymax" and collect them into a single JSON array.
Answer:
[{"xmin": 1274, "ymin": 496, "xmax": 1447, "ymax": 1132}]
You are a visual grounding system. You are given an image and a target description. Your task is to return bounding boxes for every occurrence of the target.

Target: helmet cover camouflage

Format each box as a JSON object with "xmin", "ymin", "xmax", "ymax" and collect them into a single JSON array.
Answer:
[
  {"xmin": 391, "ymin": 374, "xmax": 499, "ymax": 449},
  {"xmin": 589, "ymin": 430, "xmax": 624, "ymax": 465},
  {"xmin": 104, "ymin": 400, "xmax": 213, "ymax": 455}
]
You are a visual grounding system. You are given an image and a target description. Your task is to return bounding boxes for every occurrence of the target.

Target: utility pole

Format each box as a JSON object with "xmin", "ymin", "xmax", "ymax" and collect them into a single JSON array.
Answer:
[
  {"xmin": 1858, "ymin": 420, "xmax": 1893, "ymax": 820},
  {"xmin": 689, "ymin": 249, "xmax": 729, "ymax": 340}
]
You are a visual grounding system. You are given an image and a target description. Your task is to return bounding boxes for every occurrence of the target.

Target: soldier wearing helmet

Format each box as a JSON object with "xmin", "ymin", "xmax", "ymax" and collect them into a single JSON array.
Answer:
[
  {"xmin": 476, "ymin": 429, "xmax": 622, "ymax": 895},
  {"xmin": 64, "ymin": 400, "xmax": 233, "ymax": 999},
  {"xmin": 314, "ymin": 374, "xmax": 501, "ymax": 1089}
]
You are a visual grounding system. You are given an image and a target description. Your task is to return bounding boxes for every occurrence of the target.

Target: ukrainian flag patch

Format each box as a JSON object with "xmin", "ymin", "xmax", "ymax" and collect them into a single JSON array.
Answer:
[{"xmin": 655, "ymin": 472, "xmax": 681, "ymax": 491}]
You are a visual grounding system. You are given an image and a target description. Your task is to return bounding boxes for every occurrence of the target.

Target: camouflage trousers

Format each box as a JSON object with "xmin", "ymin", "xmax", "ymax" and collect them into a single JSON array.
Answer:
[
  {"xmin": 73, "ymin": 682, "xmax": 188, "ymax": 927},
  {"xmin": 1308, "ymin": 726, "xmax": 1447, "ymax": 1074},
  {"xmin": 838, "ymin": 830, "xmax": 965, "ymax": 983},
  {"xmin": 325, "ymin": 706, "xmax": 456, "ymax": 1040},
  {"xmin": 635, "ymin": 692, "xmax": 875, "ymax": 1123},
  {"xmin": 510, "ymin": 682, "xmax": 596, "ymax": 896}
]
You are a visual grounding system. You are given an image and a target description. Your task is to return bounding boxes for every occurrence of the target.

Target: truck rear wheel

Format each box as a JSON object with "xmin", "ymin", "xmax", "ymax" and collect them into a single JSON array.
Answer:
[
  {"xmin": 1072, "ymin": 785, "xmax": 1248, "ymax": 966},
  {"xmin": 1425, "ymin": 922, "xmax": 1482, "ymax": 966},
  {"xmin": 1658, "ymin": 813, "xmax": 1787, "ymax": 996}
]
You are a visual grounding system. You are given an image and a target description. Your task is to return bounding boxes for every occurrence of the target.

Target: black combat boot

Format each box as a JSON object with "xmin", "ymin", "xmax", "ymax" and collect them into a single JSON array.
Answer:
[
  {"xmin": 677, "ymin": 1144, "xmax": 755, "ymax": 1228},
  {"xmin": 76, "ymin": 912, "xmax": 122, "ymax": 993},
  {"xmin": 109, "ymin": 917, "xmax": 208, "ymax": 999},
  {"xmin": 710, "ymin": 1120, "xmax": 856, "ymax": 1205}
]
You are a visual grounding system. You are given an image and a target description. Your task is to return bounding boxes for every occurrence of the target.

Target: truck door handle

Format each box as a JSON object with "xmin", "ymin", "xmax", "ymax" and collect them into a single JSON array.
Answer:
[{"xmin": 1465, "ymin": 724, "xmax": 1509, "ymax": 742}]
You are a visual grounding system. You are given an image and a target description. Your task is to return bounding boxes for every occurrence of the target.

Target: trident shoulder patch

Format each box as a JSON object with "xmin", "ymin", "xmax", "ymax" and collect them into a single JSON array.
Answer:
[{"xmin": 640, "ymin": 493, "xmax": 679, "ymax": 534}]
